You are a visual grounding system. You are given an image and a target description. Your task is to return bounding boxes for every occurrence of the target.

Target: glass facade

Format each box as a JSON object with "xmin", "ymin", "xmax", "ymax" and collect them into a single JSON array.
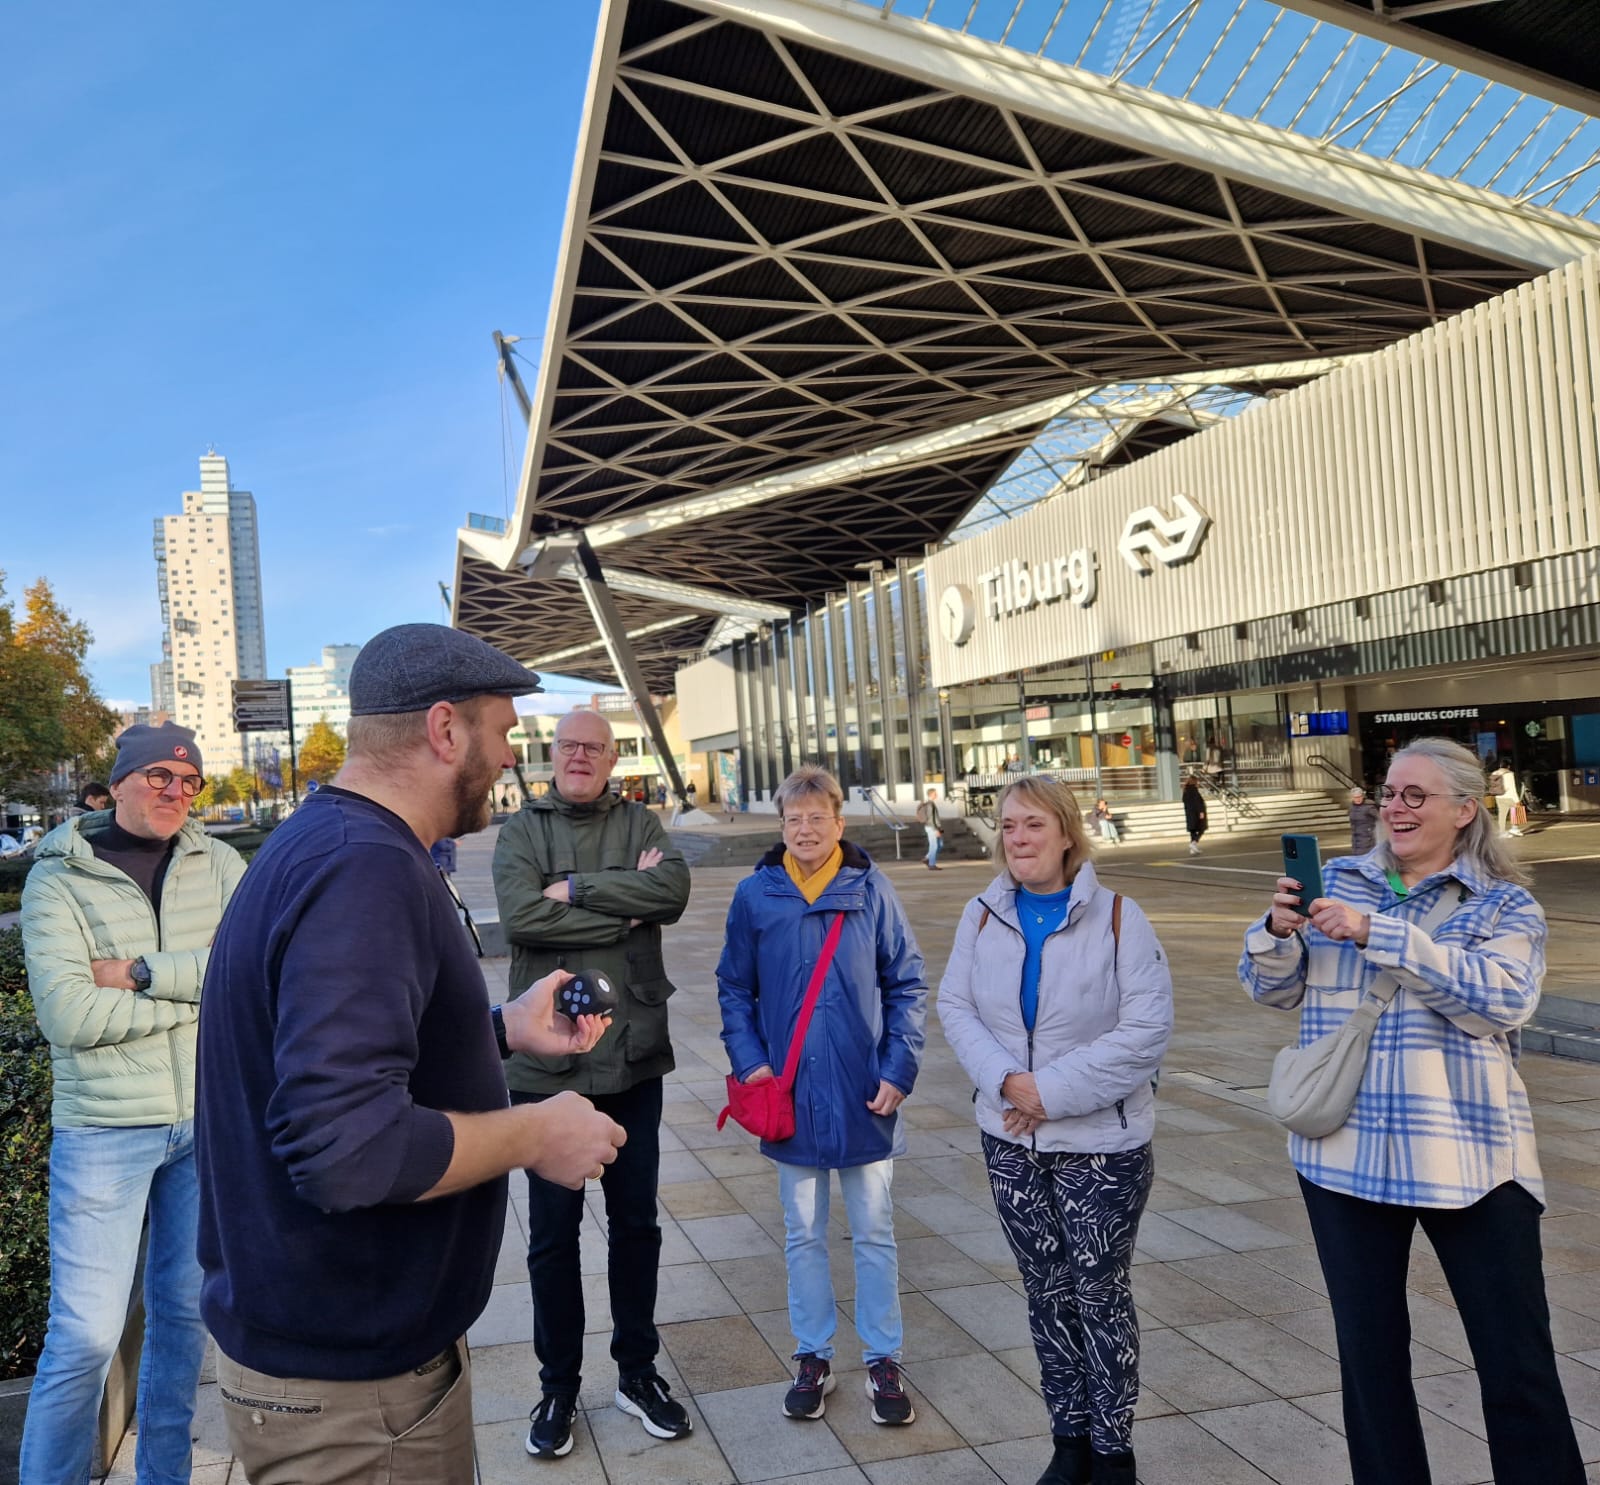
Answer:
[{"xmin": 724, "ymin": 560, "xmax": 1267, "ymax": 809}]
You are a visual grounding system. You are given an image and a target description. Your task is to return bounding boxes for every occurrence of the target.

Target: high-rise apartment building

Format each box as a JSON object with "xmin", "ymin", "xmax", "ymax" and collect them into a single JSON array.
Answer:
[
  {"xmin": 287, "ymin": 644, "xmax": 360, "ymax": 739},
  {"xmin": 151, "ymin": 453, "xmax": 268, "ymax": 776}
]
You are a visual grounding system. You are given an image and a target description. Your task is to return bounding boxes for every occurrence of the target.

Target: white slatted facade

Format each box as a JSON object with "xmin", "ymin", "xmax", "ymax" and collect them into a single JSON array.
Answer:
[{"xmin": 927, "ymin": 255, "xmax": 1600, "ymax": 690}]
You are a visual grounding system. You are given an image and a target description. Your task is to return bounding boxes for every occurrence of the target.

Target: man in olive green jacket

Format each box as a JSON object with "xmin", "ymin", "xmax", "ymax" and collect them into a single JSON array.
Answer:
[
  {"xmin": 19, "ymin": 722, "xmax": 245, "ymax": 1485},
  {"xmin": 492, "ymin": 707, "xmax": 691, "ymax": 1458}
]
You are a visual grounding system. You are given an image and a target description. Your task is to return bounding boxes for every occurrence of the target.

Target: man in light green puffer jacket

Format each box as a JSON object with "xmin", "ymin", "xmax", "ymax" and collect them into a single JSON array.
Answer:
[{"xmin": 18, "ymin": 721, "xmax": 245, "ymax": 1485}]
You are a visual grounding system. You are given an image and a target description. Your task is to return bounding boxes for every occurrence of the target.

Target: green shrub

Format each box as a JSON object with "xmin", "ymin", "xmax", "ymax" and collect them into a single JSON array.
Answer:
[
  {"xmin": 0, "ymin": 924, "xmax": 51, "ymax": 1381},
  {"xmin": 0, "ymin": 858, "xmax": 31, "ymax": 893},
  {"xmin": 0, "ymin": 892, "xmax": 20, "ymax": 915}
]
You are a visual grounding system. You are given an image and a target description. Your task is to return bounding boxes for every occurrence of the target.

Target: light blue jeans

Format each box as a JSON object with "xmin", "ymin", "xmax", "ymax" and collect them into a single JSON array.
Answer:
[
  {"xmin": 924, "ymin": 826, "xmax": 942, "ymax": 868},
  {"xmin": 776, "ymin": 1158, "xmax": 903, "ymax": 1363},
  {"xmin": 20, "ymin": 1121, "xmax": 206, "ymax": 1485}
]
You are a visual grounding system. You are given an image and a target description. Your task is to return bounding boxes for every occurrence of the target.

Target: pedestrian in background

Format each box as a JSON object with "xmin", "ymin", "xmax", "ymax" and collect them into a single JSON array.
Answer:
[
  {"xmin": 1091, "ymin": 797, "xmax": 1120, "ymax": 846},
  {"xmin": 20, "ymin": 724, "xmax": 244, "ymax": 1485},
  {"xmin": 917, "ymin": 787, "xmax": 944, "ymax": 870},
  {"xmin": 1347, "ymin": 787, "xmax": 1379, "ymax": 854},
  {"xmin": 1240, "ymin": 736, "xmax": 1582, "ymax": 1485},
  {"xmin": 1489, "ymin": 757, "xmax": 1523, "ymax": 837},
  {"xmin": 939, "ymin": 775, "xmax": 1171, "ymax": 1485},
  {"xmin": 1182, "ymin": 774, "xmax": 1207, "ymax": 855},
  {"xmin": 717, "ymin": 765, "xmax": 927, "ymax": 1427}
]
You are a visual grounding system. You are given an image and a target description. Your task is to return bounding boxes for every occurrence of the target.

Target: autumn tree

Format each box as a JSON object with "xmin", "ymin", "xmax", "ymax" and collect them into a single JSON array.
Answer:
[
  {"xmin": 296, "ymin": 719, "xmax": 347, "ymax": 788},
  {"xmin": 0, "ymin": 573, "xmax": 116, "ymax": 804},
  {"xmin": 227, "ymin": 767, "xmax": 257, "ymax": 806}
]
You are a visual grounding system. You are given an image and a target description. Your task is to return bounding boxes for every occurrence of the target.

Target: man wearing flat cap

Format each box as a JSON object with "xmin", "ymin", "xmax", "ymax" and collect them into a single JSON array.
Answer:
[
  {"xmin": 19, "ymin": 722, "xmax": 245, "ymax": 1485},
  {"xmin": 493, "ymin": 704, "xmax": 693, "ymax": 1457},
  {"xmin": 195, "ymin": 624, "xmax": 628, "ymax": 1485}
]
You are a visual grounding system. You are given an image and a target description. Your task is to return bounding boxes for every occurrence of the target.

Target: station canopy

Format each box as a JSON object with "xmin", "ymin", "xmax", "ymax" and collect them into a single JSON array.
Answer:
[{"xmin": 453, "ymin": 0, "xmax": 1600, "ymax": 690}]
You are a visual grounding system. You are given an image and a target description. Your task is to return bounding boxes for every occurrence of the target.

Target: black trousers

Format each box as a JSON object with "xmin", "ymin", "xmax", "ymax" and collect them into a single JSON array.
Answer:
[
  {"xmin": 514, "ymin": 1077, "xmax": 664, "ymax": 1394},
  {"xmin": 1298, "ymin": 1175, "xmax": 1583, "ymax": 1485}
]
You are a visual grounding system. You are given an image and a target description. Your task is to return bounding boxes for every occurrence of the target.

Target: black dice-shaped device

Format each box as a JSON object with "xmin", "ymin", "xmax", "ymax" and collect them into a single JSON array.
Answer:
[{"xmin": 556, "ymin": 972, "xmax": 618, "ymax": 1021}]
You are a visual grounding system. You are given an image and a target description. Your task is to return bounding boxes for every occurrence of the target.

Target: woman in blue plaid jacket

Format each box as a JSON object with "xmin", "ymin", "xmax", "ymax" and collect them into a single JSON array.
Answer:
[{"xmin": 1240, "ymin": 736, "xmax": 1581, "ymax": 1485}]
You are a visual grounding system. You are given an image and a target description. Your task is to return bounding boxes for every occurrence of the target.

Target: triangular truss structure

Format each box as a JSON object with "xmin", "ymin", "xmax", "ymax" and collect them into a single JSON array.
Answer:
[{"xmin": 453, "ymin": 0, "xmax": 1600, "ymax": 688}]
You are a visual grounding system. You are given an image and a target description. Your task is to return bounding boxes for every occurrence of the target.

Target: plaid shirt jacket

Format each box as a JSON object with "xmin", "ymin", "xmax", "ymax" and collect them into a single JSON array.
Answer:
[{"xmin": 1240, "ymin": 854, "xmax": 1545, "ymax": 1210}]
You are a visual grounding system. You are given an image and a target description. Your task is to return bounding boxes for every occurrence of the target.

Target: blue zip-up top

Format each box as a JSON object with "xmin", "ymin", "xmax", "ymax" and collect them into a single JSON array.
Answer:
[{"xmin": 1016, "ymin": 884, "xmax": 1071, "ymax": 1032}]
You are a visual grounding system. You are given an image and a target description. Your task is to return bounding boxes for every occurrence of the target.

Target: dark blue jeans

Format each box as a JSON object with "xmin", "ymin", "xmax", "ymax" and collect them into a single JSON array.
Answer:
[
  {"xmin": 1299, "ymin": 1175, "xmax": 1583, "ymax": 1485},
  {"xmin": 514, "ymin": 1077, "xmax": 664, "ymax": 1395}
]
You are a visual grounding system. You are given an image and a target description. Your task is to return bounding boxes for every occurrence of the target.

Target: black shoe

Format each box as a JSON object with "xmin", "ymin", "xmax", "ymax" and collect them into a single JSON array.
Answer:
[
  {"xmin": 526, "ymin": 1392, "xmax": 577, "ymax": 1458},
  {"xmin": 865, "ymin": 1357, "xmax": 915, "ymax": 1425},
  {"xmin": 615, "ymin": 1370, "xmax": 692, "ymax": 1440},
  {"xmin": 1038, "ymin": 1435, "xmax": 1091, "ymax": 1485},
  {"xmin": 1089, "ymin": 1449, "xmax": 1137, "ymax": 1485},
  {"xmin": 783, "ymin": 1354, "xmax": 835, "ymax": 1419}
]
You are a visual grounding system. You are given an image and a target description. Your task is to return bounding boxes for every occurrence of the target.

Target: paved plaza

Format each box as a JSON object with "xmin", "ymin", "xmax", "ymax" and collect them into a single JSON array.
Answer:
[{"xmin": 99, "ymin": 817, "xmax": 1600, "ymax": 1484}]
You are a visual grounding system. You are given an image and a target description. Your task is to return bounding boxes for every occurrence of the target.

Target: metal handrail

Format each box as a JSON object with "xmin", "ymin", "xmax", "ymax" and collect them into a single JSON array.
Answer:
[
  {"xmin": 1305, "ymin": 752, "xmax": 1363, "ymax": 794},
  {"xmin": 1184, "ymin": 765, "xmax": 1263, "ymax": 821},
  {"xmin": 860, "ymin": 786, "xmax": 908, "ymax": 860}
]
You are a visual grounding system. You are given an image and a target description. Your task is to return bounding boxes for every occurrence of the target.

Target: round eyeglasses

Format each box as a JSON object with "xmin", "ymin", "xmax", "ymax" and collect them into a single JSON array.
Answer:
[
  {"xmin": 554, "ymin": 738, "xmax": 610, "ymax": 759},
  {"xmin": 1377, "ymin": 785, "xmax": 1458, "ymax": 809},
  {"xmin": 133, "ymin": 767, "xmax": 204, "ymax": 797}
]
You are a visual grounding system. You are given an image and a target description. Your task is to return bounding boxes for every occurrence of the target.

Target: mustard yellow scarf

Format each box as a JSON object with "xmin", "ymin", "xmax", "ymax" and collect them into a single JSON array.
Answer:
[{"xmin": 784, "ymin": 845, "xmax": 843, "ymax": 903}]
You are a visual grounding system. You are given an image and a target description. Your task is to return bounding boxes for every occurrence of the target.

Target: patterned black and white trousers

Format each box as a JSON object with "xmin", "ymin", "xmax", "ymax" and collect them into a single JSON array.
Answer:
[{"xmin": 982, "ymin": 1133, "xmax": 1154, "ymax": 1453}]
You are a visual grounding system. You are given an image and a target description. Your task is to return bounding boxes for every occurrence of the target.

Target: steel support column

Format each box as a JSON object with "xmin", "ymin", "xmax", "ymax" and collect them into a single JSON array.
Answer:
[{"xmin": 571, "ymin": 534, "xmax": 692, "ymax": 810}]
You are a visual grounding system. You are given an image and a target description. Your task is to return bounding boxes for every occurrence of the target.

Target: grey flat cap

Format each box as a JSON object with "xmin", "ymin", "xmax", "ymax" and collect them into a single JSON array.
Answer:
[{"xmin": 349, "ymin": 624, "xmax": 543, "ymax": 716}]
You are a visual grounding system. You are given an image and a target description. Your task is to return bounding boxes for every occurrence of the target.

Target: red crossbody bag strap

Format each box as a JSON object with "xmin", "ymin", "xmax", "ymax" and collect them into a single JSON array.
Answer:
[{"xmin": 777, "ymin": 912, "xmax": 845, "ymax": 1094}]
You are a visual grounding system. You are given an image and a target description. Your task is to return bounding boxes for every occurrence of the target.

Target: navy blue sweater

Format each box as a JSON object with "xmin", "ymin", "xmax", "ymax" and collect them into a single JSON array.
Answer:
[{"xmin": 196, "ymin": 788, "xmax": 507, "ymax": 1380}]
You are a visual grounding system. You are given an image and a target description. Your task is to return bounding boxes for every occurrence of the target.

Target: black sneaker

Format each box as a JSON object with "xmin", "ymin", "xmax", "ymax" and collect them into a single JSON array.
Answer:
[
  {"xmin": 615, "ymin": 1370, "xmax": 692, "ymax": 1440},
  {"xmin": 783, "ymin": 1353, "xmax": 835, "ymax": 1419},
  {"xmin": 526, "ymin": 1392, "xmax": 577, "ymax": 1458},
  {"xmin": 866, "ymin": 1358, "xmax": 915, "ymax": 1425}
]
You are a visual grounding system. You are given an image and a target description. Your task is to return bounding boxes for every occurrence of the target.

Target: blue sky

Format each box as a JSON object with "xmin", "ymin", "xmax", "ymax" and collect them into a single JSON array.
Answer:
[{"xmin": 2, "ymin": 1, "xmax": 606, "ymax": 710}]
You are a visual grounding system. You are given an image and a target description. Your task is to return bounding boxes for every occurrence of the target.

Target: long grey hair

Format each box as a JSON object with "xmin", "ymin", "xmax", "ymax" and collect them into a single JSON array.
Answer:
[{"xmin": 1374, "ymin": 736, "xmax": 1530, "ymax": 886}]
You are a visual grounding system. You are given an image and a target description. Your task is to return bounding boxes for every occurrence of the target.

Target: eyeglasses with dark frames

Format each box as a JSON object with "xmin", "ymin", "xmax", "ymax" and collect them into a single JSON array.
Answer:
[
  {"xmin": 133, "ymin": 767, "xmax": 204, "ymax": 797},
  {"xmin": 1377, "ymin": 785, "xmax": 1460, "ymax": 809},
  {"xmin": 554, "ymin": 738, "xmax": 610, "ymax": 759}
]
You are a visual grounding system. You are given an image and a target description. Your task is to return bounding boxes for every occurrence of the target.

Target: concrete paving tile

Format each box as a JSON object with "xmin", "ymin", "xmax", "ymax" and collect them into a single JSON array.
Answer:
[
  {"xmin": 895, "ymin": 1192, "xmax": 1000, "ymax": 1236},
  {"xmin": 661, "ymin": 1177, "xmax": 747, "ymax": 1219},
  {"xmin": 915, "ymin": 1154, "xmax": 996, "ymax": 1204},
  {"xmin": 860, "ymin": 1447, "xmax": 1003, "ymax": 1484},
  {"xmin": 887, "ymin": 1161, "xmax": 966, "ymax": 1199},
  {"xmin": 1133, "ymin": 1211, "xmax": 1231, "ymax": 1261},
  {"xmin": 655, "ymin": 1260, "xmax": 744, "ymax": 1324},
  {"xmin": 1155, "ymin": 1105, "xmax": 1242, "ymax": 1134},
  {"xmin": 1242, "ymin": 1242, "xmax": 1330, "ymax": 1297},
  {"xmin": 1265, "ymin": 1306, "xmax": 1466, "ymax": 1378},
  {"xmin": 747, "ymin": 1305, "xmax": 852, "ymax": 1369},
  {"xmin": 1137, "ymin": 1327, "xmax": 1275, "ymax": 1414},
  {"xmin": 943, "ymin": 1224, "xmax": 1021, "ymax": 1281},
  {"xmin": 1158, "ymin": 1164, "xmax": 1276, "ymax": 1205},
  {"xmin": 189, "ymin": 1380, "xmax": 233, "ymax": 1466},
  {"xmin": 468, "ymin": 1340, "xmax": 537, "ymax": 1423},
  {"xmin": 974, "ymin": 1434, "xmax": 1058, "ymax": 1485},
  {"xmin": 990, "ymin": 1345, "xmax": 1043, "ymax": 1394},
  {"xmin": 658, "ymin": 1149, "xmax": 715, "ymax": 1184},
  {"xmin": 716, "ymin": 1251, "xmax": 796, "ymax": 1315},
  {"xmin": 1175, "ymin": 1317, "xmax": 1343, "ymax": 1398},
  {"xmin": 1132, "ymin": 1262, "xmax": 1252, "ymax": 1327},
  {"xmin": 1553, "ymin": 1304, "xmax": 1600, "ymax": 1354},
  {"xmin": 893, "ymin": 1236, "xmax": 1002, "ymax": 1293},
  {"xmin": 475, "ymin": 1411, "xmax": 607, "ymax": 1483},
  {"xmin": 908, "ymin": 1352, "xmax": 1051, "ymax": 1447},
  {"xmin": 923, "ymin": 1282, "xmax": 1032, "ymax": 1353},
  {"xmin": 696, "ymin": 1142, "xmax": 775, "ymax": 1179},
  {"xmin": 1168, "ymin": 1252, "xmax": 1325, "ymax": 1316},
  {"xmin": 822, "ymin": 1375, "xmax": 969, "ymax": 1463},
  {"xmin": 1563, "ymin": 1353, "xmax": 1600, "ymax": 1433},
  {"xmin": 1130, "ymin": 1413, "xmax": 1276, "ymax": 1484},
  {"xmin": 696, "ymin": 1382, "xmax": 854, "ymax": 1481},
  {"xmin": 467, "ymin": 1280, "xmax": 537, "ymax": 1347},
  {"xmin": 660, "ymin": 1314, "xmax": 793, "ymax": 1395},
  {"xmin": 1225, "ymin": 1196, "xmax": 1316, "ymax": 1241},
  {"xmin": 588, "ymin": 1392, "xmax": 735, "ymax": 1484},
  {"xmin": 660, "ymin": 1214, "xmax": 702, "ymax": 1267},
  {"xmin": 1402, "ymin": 1292, "xmax": 1475, "ymax": 1365},
  {"xmin": 1161, "ymin": 1204, "xmax": 1304, "ymax": 1252},
  {"xmin": 1135, "ymin": 1383, "xmax": 1180, "ymax": 1420},
  {"xmin": 682, "ymin": 1212, "xmax": 784, "ymax": 1261},
  {"xmin": 1191, "ymin": 1400, "xmax": 1352, "ymax": 1485},
  {"xmin": 1144, "ymin": 1175, "xmax": 1204, "ymax": 1212},
  {"xmin": 752, "ymin": 1471, "xmax": 868, "ymax": 1485}
]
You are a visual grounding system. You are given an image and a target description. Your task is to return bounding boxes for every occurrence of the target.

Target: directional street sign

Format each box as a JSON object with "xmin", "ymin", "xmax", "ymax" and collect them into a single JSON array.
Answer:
[{"xmin": 233, "ymin": 679, "xmax": 291, "ymax": 733}]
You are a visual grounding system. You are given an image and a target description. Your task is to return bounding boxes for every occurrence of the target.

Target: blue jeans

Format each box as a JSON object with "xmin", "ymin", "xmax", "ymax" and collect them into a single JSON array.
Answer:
[
  {"xmin": 776, "ymin": 1158, "xmax": 902, "ymax": 1363},
  {"xmin": 924, "ymin": 826, "xmax": 941, "ymax": 867},
  {"xmin": 20, "ymin": 1122, "xmax": 206, "ymax": 1485}
]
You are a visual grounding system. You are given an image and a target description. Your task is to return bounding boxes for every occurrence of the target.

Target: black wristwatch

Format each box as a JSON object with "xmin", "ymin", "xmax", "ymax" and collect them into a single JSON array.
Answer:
[
  {"xmin": 489, "ymin": 1004, "xmax": 511, "ymax": 1060},
  {"xmin": 130, "ymin": 956, "xmax": 153, "ymax": 992}
]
